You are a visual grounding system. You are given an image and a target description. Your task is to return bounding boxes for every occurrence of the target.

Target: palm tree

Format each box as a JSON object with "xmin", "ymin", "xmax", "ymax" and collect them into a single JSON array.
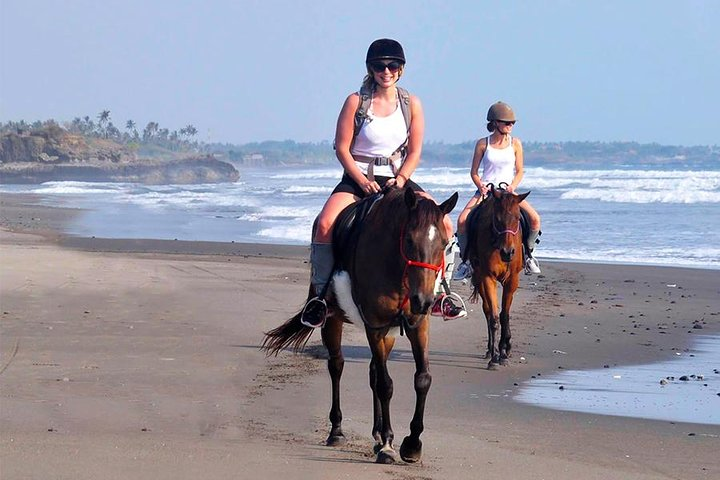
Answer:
[
  {"xmin": 180, "ymin": 124, "xmax": 198, "ymax": 138},
  {"xmin": 97, "ymin": 110, "xmax": 111, "ymax": 137},
  {"xmin": 143, "ymin": 121, "xmax": 159, "ymax": 141},
  {"xmin": 125, "ymin": 120, "xmax": 139, "ymax": 141}
]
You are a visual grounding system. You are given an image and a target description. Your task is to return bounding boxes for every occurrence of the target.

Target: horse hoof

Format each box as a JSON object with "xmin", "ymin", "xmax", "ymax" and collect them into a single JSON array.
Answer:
[
  {"xmin": 400, "ymin": 436, "xmax": 422, "ymax": 463},
  {"xmin": 499, "ymin": 358, "xmax": 509, "ymax": 366},
  {"xmin": 487, "ymin": 361, "xmax": 500, "ymax": 370},
  {"xmin": 326, "ymin": 434, "xmax": 346, "ymax": 447},
  {"xmin": 376, "ymin": 447, "xmax": 399, "ymax": 464}
]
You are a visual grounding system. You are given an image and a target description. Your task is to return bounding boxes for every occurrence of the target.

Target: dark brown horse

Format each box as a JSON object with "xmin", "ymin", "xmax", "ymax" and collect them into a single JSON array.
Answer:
[
  {"xmin": 262, "ymin": 187, "xmax": 458, "ymax": 464},
  {"xmin": 465, "ymin": 186, "xmax": 529, "ymax": 369}
]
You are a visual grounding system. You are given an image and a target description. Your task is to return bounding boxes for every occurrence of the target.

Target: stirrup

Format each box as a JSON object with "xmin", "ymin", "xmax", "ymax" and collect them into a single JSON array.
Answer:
[
  {"xmin": 300, "ymin": 296, "xmax": 328, "ymax": 328},
  {"xmin": 442, "ymin": 292, "xmax": 467, "ymax": 321}
]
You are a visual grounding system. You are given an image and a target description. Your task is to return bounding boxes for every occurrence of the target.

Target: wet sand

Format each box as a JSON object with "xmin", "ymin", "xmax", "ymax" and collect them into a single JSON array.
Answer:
[{"xmin": 1, "ymin": 194, "xmax": 719, "ymax": 479}]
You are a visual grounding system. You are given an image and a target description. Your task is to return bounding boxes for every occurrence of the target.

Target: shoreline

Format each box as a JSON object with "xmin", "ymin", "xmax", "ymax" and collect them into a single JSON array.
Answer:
[
  {"xmin": 2, "ymin": 190, "xmax": 717, "ymax": 271},
  {"xmin": 2, "ymin": 194, "xmax": 719, "ymax": 479}
]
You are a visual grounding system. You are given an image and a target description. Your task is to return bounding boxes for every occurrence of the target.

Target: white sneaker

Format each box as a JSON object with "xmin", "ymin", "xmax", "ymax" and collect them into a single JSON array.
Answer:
[
  {"xmin": 525, "ymin": 256, "xmax": 541, "ymax": 274},
  {"xmin": 452, "ymin": 260, "xmax": 473, "ymax": 281}
]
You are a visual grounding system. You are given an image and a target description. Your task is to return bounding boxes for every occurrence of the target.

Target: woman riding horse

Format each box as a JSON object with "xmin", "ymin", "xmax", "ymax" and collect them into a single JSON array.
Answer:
[
  {"xmin": 454, "ymin": 101, "xmax": 542, "ymax": 280},
  {"xmin": 300, "ymin": 38, "xmax": 466, "ymax": 328}
]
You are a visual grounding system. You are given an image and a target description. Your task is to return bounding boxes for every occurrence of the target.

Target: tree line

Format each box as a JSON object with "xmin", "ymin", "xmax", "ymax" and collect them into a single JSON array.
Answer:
[{"xmin": 1, "ymin": 111, "xmax": 199, "ymax": 153}]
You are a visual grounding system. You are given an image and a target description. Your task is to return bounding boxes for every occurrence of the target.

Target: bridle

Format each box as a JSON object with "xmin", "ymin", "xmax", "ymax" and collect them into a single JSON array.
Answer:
[
  {"xmin": 488, "ymin": 183, "xmax": 520, "ymax": 240},
  {"xmin": 492, "ymin": 216, "xmax": 520, "ymax": 237},
  {"xmin": 397, "ymin": 224, "xmax": 444, "ymax": 312}
]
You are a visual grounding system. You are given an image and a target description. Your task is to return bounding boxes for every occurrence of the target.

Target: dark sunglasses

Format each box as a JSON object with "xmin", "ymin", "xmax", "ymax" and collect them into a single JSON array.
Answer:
[
  {"xmin": 498, "ymin": 120, "xmax": 516, "ymax": 126},
  {"xmin": 369, "ymin": 60, "xmax": 402, "ymax": 73}
]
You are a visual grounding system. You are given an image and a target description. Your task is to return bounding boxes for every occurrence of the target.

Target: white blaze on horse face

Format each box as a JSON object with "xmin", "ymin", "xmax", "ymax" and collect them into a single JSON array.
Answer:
[{"xmin": 428, "ymin": 225, "xmax": 438, "ymax": 243}]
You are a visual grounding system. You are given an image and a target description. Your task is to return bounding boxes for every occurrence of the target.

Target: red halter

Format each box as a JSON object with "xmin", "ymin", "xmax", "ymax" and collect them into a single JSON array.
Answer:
[{"xmin": 398, "ymin": 225, "xmax": 444, "ymax": 311}]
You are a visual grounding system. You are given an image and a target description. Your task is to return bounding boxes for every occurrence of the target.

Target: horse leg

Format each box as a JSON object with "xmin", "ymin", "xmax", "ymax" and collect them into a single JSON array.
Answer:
[
  {"xmin": 321, "ymin": 316, "xmax": 346, "ymax": 446},
  {"xmin": 366, "ymin": 331, "xmax": 398, "ymax": 464},
  {"xmin": 481, "ymin": 277, "xmax": 501, "ymax": 369},
  {"xmin": 399, "ymin": 320, "xmax": 431, "ymax": 463},
  {"xmin": 370, "ymin": 334, "xmax": 395, "ymax": 451},
  {"xmin": 499, "ymin": 275, "xmax": 519, "ymax": 365},
  {"xmin": 477, "ymin": 280, "xmax": 493, "ymax": 359}
]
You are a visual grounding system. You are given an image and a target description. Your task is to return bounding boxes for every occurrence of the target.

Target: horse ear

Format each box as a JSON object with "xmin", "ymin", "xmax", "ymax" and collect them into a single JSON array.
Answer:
[
  {"xmin": 439, "ymin": 192, "xmax": 458, "ymax": 214},
  {"xmin": 517, "ymin": 191, "xmax": 530, "ymax": 202},
  {"xmin": 404, "ymin": 187, "xmax": 418, "ymax": 210}
]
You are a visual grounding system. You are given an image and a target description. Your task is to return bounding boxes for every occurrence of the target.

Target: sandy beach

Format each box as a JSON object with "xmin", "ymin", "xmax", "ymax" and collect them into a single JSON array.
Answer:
[{"xmin": 1, "ymin": 195, "xmax": 719, "ymax": 480}]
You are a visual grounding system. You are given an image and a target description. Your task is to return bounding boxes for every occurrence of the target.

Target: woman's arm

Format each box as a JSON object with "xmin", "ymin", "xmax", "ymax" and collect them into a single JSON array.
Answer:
[
  {"xmin": 334, "ymin": 93, "xmax": 379, "ymax": 192},
  {"xmin": 470, "ymin": 138, "xmax": 488, "ymax": 195},
  {"xmin": 508, "ymin": 137, "xmax": 524, "ymax": 193},
  {"xmin": 393, "ymin": 94, "xmax": 424, "ymax": 188}
]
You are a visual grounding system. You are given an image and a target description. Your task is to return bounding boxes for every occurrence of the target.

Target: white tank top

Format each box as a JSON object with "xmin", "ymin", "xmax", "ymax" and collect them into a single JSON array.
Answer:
[
  {"xmin": 481, "ymin": 136, "xmax": 516, "ymax": 186},
  {"xmin": 351, "ymin": 95, "xmax": 407, "ymax": 177}
]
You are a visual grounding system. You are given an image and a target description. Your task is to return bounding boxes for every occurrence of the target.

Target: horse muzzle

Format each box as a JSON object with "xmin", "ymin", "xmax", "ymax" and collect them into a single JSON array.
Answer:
[
  {"xmin": 500, "ymin": 247, "xmax": 515, "ymax": 263},
  {"xmin": 409, "ymin": 294, "xmax": 434, "ymax": 315}
]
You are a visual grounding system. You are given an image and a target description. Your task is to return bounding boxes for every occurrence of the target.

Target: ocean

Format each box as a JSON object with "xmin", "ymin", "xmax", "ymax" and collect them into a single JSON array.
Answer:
[
  {"xmin": 2, "ymin": 163, "xmax": 719, "ymax": 270},
  {"xmin": 3, "ymin": 161, "xmax": 720, "ymax": 425}
]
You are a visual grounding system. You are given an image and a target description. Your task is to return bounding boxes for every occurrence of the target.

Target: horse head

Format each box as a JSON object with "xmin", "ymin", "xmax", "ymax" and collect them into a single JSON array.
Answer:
[
  {"xmin": 401, "ymin": 188, "xmax": 458, "ymax": 315},
  {"xmin": 490, "ymin": 189, "xmax": 529, "ymax": 263}
]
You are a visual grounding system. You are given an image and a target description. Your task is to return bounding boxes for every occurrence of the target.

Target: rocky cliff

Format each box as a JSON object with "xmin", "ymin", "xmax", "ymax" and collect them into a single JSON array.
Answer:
[{"xmin": 0, "ymin": 126, "xmax": 239, "ymax": 184}]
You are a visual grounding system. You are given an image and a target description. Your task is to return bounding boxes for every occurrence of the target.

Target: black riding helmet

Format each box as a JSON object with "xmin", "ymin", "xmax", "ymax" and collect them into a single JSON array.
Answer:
[{"xmin": 366, "ymin": 38, "xmax": 406, "ymax": 64}]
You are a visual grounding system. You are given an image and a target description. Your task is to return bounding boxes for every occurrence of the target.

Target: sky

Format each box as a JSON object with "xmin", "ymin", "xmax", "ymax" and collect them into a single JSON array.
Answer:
[{"xmin": 1, "ymin": 0, "xmax": 719, "ymax": 146}]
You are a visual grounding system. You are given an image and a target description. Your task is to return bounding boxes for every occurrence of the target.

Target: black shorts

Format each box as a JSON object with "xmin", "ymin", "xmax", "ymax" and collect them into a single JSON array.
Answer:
[{"xmin": 331, "ymin": 173, "xmax": 424, "ymax": 198}]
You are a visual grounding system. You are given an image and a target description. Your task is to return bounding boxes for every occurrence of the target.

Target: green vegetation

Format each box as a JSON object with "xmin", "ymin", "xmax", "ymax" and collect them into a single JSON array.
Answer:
[{"xmin": 1, "ymin": 112, "xmax": 200, "ymax": 157}]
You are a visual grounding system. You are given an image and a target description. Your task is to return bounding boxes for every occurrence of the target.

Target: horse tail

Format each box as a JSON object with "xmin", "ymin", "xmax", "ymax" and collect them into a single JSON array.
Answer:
[
  {"xmin": 469, "ymin": 284, "xmax": 480, "ymax": 304},
  {"xmin": 261, "ymin": 287, "xmax": 314, "ymax": 356}
]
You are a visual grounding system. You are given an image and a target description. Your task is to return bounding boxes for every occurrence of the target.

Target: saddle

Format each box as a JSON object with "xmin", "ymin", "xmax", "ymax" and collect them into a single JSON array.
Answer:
[{"xmin": 332, "ymin": 192, "xmax": 384, "ymax": 265}]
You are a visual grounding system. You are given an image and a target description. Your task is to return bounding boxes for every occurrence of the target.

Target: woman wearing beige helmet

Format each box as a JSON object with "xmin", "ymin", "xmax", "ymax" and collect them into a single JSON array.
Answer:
[{"xmin": 453, "ymin": 101, "xmax": 542, "ymax": 279}]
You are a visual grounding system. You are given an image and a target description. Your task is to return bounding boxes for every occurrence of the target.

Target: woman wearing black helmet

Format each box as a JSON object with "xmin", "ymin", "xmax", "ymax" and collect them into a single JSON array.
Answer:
[
  {"xmin": 300, "ymin": 38, "xmax": 467, "ymax": 327},
  {"xmin": 453, "ymin": 101, "xmax": 543, "ymax": 279}
]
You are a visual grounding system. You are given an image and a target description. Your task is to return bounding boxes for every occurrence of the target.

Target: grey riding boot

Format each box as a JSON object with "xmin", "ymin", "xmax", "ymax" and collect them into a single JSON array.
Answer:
[
  {"xmin": 310, "ymin": 242, "xmax": 335, "ymax": 295},
  {"xmin": 526, "ymin": 229, "xmax": 541, "ymax": 256},
  {"xmin": 524, "ymin": 229, "xmax": 542, "ymax": 274},
  {"xmin": 301, "ymin": 243, "xmax": 334, "ymax": 328}
]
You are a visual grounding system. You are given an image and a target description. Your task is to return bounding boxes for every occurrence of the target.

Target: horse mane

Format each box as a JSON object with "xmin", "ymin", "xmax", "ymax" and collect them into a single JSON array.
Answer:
[{"xmin": 378, "ymin": 188, "xmax": 443, "ymax": 230}]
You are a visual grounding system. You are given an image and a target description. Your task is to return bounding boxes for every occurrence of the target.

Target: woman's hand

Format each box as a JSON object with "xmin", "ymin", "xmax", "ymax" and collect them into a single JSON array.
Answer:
[
  {"xmin": 386, "ymin": 174, "xmax": 406, "ymax": 190},
  {"xmin": 479, "ymin": 183, "xmax": 490, "ymax": 197},
  {"xmin": 362, "ymin": 179, "xmax": 381, "ymax": 195}
]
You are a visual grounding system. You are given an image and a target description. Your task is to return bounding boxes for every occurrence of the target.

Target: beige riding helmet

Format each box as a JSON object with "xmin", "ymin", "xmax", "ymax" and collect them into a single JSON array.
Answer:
[{"xmin": 487, "ymin": 101, "xmax": 516, "ymax": 122}]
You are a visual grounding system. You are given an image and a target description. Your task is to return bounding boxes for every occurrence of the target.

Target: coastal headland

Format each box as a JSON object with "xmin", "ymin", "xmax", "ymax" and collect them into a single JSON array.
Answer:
[
  {"xmin": 1, "ymin": 194, "xmax": 719, "ymax": 480},
  {"xmin": 0, "ymin": 125, "xmax": 239, "ymax": 184}
]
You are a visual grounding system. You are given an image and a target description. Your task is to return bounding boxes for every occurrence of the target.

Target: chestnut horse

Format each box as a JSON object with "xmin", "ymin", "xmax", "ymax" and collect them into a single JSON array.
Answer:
[
  {"xmin": 465, "ymin": 185, "xmax": 529, "ymax": 369},
  {"xmin": 262, "ymin": 187, "xmax": 458, "ymax": 464}
]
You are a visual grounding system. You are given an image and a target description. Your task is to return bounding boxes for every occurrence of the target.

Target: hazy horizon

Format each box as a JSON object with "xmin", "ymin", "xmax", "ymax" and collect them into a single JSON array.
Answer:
[{"xmin": 1, "ymin": 1, "xmax": 719, "ymax": 147}]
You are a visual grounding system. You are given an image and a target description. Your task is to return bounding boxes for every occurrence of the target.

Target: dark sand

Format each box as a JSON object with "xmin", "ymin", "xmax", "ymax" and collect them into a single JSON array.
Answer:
[{"xmin": 1, "ymin": 194, "xmax": 719, "ymax": 479}]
